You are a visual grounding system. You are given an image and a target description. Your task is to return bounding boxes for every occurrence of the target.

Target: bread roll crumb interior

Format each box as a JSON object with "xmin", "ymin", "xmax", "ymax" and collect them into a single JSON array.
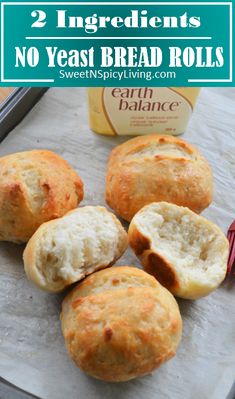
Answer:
[
  {"xmin": 23, "ymin": 206, "xmax": 127, "ymax": 292},
  {"xmin": 129, "ymin": 202, "xmax": 228, "ymax": 299}
]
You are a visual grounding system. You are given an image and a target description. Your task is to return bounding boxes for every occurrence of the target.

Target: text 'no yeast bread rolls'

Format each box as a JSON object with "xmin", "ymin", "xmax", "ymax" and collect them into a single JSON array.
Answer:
[
  {"xmin": 0, "ymin": 150, "xmax": 84, "ymax": 243},
  {"xmin": 128, "ymin": 202, "xmax": 229, "ymax": 300},
  {"xmin": 61, "ymin": 267, "xmax": 182, "ymax": 382},
  {"xmin": 23, "ymin": 206, "xmax": 128, "ymax": 292},
  {"xmin": 106, "ymin": 134, "xmax": 213, "ymax": 221}
]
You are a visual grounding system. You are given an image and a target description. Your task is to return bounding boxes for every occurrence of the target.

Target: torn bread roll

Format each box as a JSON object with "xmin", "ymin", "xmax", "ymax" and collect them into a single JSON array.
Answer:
[
  {"xmin": 106, "ymin": 134, "xmax": 213, "ymax": 221},
  {"xmin": 23, "ymin": 206, "xmax": 128, "ymax": 293},
  {"xmin": 128, "ymin": 202, "xmax": 229, "ymax": 300},
  {"xmin": 61, "ymin": 266, "xmax": 182, "ymax": 382},
  {"xmin": 0, "ymin": 150, "xmax": 84, "ymax": 243}
]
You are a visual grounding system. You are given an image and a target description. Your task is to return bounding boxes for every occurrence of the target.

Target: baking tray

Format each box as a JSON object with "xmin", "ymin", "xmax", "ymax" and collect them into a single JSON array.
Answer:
[
  {"xmin": 0, "ymin": 87, "xmax": 234, "ymax": 399},
  {"xmin": 0, "ymin": 88, "xmax": 48, "ymax": 142},
  {"xmin": 0, "ymin": 377, "xmax": 40, "ymax": 399}
]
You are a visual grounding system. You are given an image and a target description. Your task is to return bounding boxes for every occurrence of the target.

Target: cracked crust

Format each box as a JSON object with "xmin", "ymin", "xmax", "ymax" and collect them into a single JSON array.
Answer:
[
  {"xmin": 105, "ymin": 134, "xmax": 213, "ymax": 221},
  {"xmin": 0, "ymin": 150, "xmax": 84, "ymax": 243}
]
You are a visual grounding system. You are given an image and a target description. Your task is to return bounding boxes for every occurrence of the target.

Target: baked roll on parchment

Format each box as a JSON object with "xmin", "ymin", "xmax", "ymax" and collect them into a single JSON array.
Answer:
[
  {"xmin": 0, "ymin": 150, "xmax": 83, "ymax": 242},
  {"xmin": 23, "ymin": 206, "xmax": 128, "ymax": 292},
  {"xmin": 128, "ymin": 202, "xmax": 229, "ymax": 299},
  {"xmin": 61, "ymin": 266, "xmax": 182, "ymax": 382},
  {"xmin": 106, "ymin": 134, "xmax": 213, "ymax": 221}
]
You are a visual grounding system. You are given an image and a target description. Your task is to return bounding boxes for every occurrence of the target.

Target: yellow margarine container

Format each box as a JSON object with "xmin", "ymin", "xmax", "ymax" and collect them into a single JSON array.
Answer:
[{"xmin": 88, "ymin": 87, "xmax": 200, "ymax": 136}]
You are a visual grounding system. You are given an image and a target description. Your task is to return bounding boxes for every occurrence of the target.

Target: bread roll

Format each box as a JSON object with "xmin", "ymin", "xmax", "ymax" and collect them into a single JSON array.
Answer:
[
  {"xmin": 106, "ymin": 134, "xmax": 213, "ymax": 221},
  {"xmin": 23, "ymin": 206, "xmax": 128, "ymax": 292},
  {"xmin": 61, "ymin": 266, "xmax": 182, "ymax": 382},
  {"xmin": 0, "ymin": 150, "xmax": 83, "ymax": 243},
  {"xmin": 128, "ymin": 202, "xmax": 229, "ymax": 299}
]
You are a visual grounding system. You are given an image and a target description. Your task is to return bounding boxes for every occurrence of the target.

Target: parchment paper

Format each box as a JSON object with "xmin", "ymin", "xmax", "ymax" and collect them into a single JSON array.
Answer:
[{"xmin": 0, "ymin": 87, "xmax": 234, "ymax": 399}]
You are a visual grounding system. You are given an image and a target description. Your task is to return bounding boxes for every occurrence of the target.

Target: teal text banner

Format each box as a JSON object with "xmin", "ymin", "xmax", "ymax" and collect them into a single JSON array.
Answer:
[{"xmin": 0, "ymin": 0, "xmax": 234, "ymax": 86}]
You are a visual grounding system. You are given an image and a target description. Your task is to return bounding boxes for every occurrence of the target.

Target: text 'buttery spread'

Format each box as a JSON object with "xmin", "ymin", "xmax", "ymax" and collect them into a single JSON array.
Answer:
[{"xmin": 88, "ymin": 87, "xmax": 200, "ymax": 136}]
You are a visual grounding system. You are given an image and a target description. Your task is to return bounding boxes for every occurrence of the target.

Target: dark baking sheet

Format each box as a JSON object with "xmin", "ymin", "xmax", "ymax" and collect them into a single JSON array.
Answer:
[
  {"xmin": 0, "ymin": 88, "xmax": 48, "ymax": 142},
  {"xmin": 0, "ymin": 378, "xmax": 41, "ymax": 399}
]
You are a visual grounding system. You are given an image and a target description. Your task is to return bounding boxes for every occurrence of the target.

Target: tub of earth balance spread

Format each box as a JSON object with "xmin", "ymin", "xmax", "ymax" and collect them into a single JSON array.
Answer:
[{"xmin": 88, "ymin": 87, "xmax": 200, "ymax": 136}]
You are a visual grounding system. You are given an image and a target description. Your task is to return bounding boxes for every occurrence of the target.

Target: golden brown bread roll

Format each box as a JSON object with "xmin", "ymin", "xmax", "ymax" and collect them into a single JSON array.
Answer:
[
  {"xmin": 0, "ymin": 150, "xmax": 83, "ymax": 242},
  {"xmin": 23, "ymin": 206, "xmax": 128, "ymax": 292},
  {"xmin": 128, "ymin": 202, "xmax": 229, "ymax": 299},
  {"xmin": 61, "ymin": 266, "xmax": 182, "ymax": 382},
  {"xmin": 106, "ymin": 134, "xmax": 213, "ymax": 221}
]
